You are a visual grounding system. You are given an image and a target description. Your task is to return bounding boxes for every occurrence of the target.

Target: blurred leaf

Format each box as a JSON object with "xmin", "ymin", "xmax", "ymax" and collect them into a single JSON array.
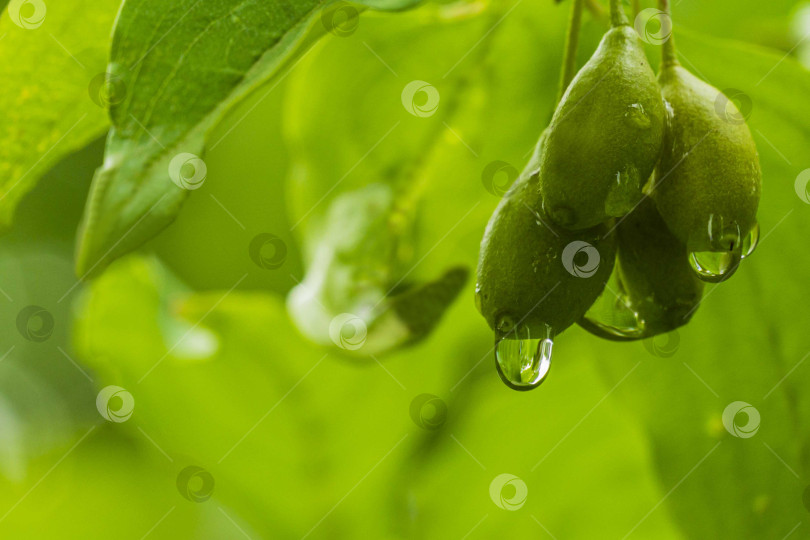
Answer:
[
  {"xmin": 74, "ymin": 0, "xmax": 427, "ymax": 279},
  {"xmin": 147, "ymin": 74, "xmax": 302, "ymax": 294},
  {"xmin": 73, "ymin": 251, "xmax": 680, "ymax": 538},
  {"xmin": 0, "ymin": 426, "xmax": 248, "ymax": 538},
  {"xmin": 0, "ymin": 0, "xmax": 119, "ymax": 232},
  {"xmin": 0, "ymin": 138, "xmax": 104, "ymax": 483},
  {"xmin": 286, "ymin": 182, "xmax": 468, "ymax": 355}
]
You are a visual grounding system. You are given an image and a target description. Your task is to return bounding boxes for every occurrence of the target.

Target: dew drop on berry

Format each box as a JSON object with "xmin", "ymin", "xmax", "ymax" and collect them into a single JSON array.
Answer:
[{"xmin": 494, "ymin": 324, "xmax": 553, "ymax": 391}]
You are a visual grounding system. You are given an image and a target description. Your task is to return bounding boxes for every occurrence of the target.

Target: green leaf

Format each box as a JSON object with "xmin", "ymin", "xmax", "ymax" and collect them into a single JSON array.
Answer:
[
  {"xmin": 74, "ymin": 0, "xmax": 426, "ymax": 279},
  {"xmin": 0, "ymin": 0, "xmax": 119, "ymax": 232}
]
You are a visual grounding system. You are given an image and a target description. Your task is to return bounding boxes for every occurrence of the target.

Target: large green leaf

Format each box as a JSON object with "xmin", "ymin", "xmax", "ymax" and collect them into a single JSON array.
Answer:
[
  {"xmin": 74, "ymin": 0, "xmax": 423, "ymax": 279},
  {"xmin": 0, "ymin": 0, "xmax": 119, "ymax": 232}
]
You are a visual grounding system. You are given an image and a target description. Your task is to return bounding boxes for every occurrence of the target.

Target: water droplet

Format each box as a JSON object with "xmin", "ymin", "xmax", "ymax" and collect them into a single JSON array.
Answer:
[
  {"xmin": 579, "ymin": 289, "xmax": 647, "ymax": 340},
  {"xmin": 624, "ymin": 103, "xmax": 651, "ymax": 129},
  {"xmin": 494, "ymin": 325, "xmax": 553, "ymax": 391},
  {"xmin": 689, "ymin": 249, "xmax": 741, "ymax": 282},
  {"xmin": 474, "ymin": 285, "xmax": 483, "ymax": 314},
  {"xmin": 741, "ymin": 221, "xmax": 760, "ymax": 259},
  {"xmin": 706, "ymin": 213, "xmax": 742, "ymax": 251},
  {"xmin": 690, "ymin": 214, "xmax": 744, "ymax": 282}
]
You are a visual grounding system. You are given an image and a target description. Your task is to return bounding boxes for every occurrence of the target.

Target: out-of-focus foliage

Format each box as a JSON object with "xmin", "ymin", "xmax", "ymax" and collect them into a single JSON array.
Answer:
[
  {"xmin": 73, "ymin": 0, "xmax": 428, "ymax": 279},
  {"xmin": 0, "ymin": 0, "xmax": 119, "ymax": 231},
  {"xmin": 2, "ymin": 0, "xmax": 810, "ymax": 538}
]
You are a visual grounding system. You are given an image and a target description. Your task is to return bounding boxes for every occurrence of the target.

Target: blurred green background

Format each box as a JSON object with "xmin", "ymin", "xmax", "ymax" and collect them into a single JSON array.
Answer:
[{"xmin": 2, "ymin": 0, "xmax": 810, "ymax": 537}]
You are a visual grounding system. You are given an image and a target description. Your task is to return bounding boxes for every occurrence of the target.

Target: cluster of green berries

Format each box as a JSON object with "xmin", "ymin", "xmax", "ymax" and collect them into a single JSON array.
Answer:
[{"xmin": 475, "ymin": 2, "xmax": 761, "ymax": 389}]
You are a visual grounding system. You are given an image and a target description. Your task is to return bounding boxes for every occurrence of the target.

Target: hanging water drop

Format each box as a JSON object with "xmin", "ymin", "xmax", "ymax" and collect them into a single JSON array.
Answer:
[
  {"xmin": 688, "ymin": 214, "xmax": 744, "ymax": 282},
  {"xmin": 688, "ymin": 249, "xmax": 741, "ymax": 282},
  {"xmin": 741, "ymin": 221, "xmax": 760, "ymax": 259},
  {"xmin": 578, "ymin": 269, "xmax": 647, "ymax": 340},
  {"xmin": 494, "ymin": 325, "xmax": 553, "ymax": 390}
]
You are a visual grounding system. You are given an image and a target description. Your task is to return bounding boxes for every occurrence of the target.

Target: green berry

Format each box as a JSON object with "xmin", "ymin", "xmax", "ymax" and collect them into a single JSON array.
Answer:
[
  {"xmin": 652, "ymin": 59, "xmax": 761, "ymax": 256},
  {"xmin": 476, "ymin": 139, "xmax": 616, "ymax": 339},
  {"xmin": 537, "ymin": 18, "xmax": 665, "ymax": 229},
  {"xmin": 617, "ymin": 197, "xmax": 704, "ymax": 333}
]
